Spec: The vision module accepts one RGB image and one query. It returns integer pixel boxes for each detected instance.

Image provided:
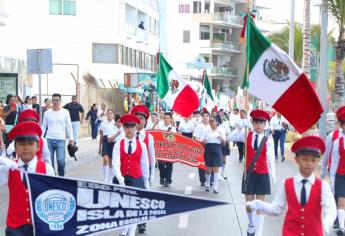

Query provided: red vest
[120,139,142,178]
[7,160,46,228]
[36,137,44,161]
[328,130,339,171]
[283,178,322,236]
[337,137,345,175]
[246,132,268,174]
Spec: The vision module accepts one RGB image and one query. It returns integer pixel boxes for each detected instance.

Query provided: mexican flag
[243,17,323,134]
[201,71,215,112]
[158,54,200,117]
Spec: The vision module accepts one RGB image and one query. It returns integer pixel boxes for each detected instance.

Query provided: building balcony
[125,23,148,42]
[211,41,241,52]
[213,12,242,27]
[192,13,243,27]
[210,66,238,77]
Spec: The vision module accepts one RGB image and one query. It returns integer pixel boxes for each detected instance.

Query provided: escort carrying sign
[147,130,206,170]
[28,173,227,236]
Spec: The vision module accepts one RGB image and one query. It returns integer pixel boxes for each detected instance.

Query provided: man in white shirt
[270,112,288,162]
[41,93,74,176]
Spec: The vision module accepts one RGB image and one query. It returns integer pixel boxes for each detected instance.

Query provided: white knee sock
[102,166,109,183]
[206,174,211,187]
[213,173,220,189]
[221,164,226,176]
[255,214,265,236]
[338,209,345,229]
[127,225,137,236]
[247,210,256,233]
[108,167,113,183]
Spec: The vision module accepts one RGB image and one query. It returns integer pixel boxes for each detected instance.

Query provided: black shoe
[281,157,285,162]
[160,178,164,186]
[205,186,210,192]
[200,182,205,187]
[164,181,170,187]
[138,224,146,233]
[247,225,255,236]
[334,218,340,229]
[337,228,345,236]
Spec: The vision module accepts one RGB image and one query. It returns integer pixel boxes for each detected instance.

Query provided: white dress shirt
[157,123,177,133]
[271,115,288,131]
[321,128,343,179]
[99,119,115,136]
[179,119,196,133]
[0,156,55,186]
[251,131,276,181]
[219,119,231,136]
[112,137,150,188]
[193,123,211,141]
[252,174,336,231]
[229,113,240,128]
[136,129,156,182]
[109,126,125,143]
[202,127,226,144]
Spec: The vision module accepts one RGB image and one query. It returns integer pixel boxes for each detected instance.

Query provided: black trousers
[6,224,33,236]
[237,141,244,161]
[158,161,173,183]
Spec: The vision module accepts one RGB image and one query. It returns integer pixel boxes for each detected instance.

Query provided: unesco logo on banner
[35,190,76,231]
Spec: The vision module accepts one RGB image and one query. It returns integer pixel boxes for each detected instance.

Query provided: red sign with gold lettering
[147,130,206,170]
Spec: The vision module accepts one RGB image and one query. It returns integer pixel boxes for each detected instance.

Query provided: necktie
[23,164,29,187]
[136,132,140,140]
[128,141,132,155]
[254,134,258,151]
[301,179,308,206]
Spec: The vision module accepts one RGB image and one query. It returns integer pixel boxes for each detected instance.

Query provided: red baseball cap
[131,105,150,119]
[120,114,140,125]
[18,109,40,123]
[250,109,270,121]
[8,121,42,141]
[291,135,325,157]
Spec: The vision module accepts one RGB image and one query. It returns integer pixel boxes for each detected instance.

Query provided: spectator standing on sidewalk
[3,95,19,147]
[42,93,74,176]
[63,95,84,144]
[86,103,98,140]
[32,96,40,114]
[42,98,52,118]
[23,96,33,110]
[271,112,289,162]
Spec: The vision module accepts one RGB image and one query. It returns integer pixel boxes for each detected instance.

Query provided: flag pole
[243,0,252,187]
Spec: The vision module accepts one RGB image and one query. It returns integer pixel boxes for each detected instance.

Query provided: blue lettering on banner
[28,173,228,236]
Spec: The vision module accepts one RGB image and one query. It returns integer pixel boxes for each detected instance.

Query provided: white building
[159,0,246,93]
[0,0,159,103]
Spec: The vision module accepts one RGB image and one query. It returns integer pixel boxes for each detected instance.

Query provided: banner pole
[243,0,252,187]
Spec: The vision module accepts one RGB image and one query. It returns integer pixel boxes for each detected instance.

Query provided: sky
[256,0,337,34]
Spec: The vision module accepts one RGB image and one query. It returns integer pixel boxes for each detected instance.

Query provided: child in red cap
[243,109,276,236]
[246,135,336,236]
[0,122,55,236]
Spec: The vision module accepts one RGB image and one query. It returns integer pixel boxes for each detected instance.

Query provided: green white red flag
[243,16,323,134]
[157,54,200,117]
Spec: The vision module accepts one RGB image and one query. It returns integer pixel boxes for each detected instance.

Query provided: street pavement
[0,139,338,236]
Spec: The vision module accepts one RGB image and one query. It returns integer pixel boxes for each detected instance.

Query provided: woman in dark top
[86,103,98,140]
[3,94,19,146]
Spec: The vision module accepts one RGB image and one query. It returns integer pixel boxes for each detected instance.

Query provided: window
[183,30,190,43]
[193,1,201,13]
[205,3,210,13]
[179,4,190,13]
[122,46,128,65]
[49,0,76,16]
[200,25,210,40]
[92,44,118,64]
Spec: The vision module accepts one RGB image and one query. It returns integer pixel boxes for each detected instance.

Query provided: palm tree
[303,0,312,78]
[269,24,325,67]
[328,0,345,109]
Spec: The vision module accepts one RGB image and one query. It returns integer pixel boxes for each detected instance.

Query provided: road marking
[188,173,196,179]
[184,186,193,195]
[178,214,189,228]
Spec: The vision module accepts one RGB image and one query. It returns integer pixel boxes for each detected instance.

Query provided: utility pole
[289,0,295,59]
[318,0,328,138]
